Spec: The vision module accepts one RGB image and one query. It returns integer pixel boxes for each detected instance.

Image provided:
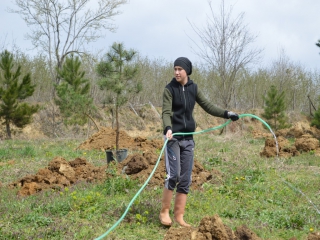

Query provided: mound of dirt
[164,214,320,240]
[77,127,162,152]
[260,121,320,158]
[260,135,300,158]
[164,214,262,240]
[9,127,221,196]
[9,157,107,196]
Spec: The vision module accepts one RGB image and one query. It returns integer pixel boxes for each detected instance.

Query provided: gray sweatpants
[164,137,195,194]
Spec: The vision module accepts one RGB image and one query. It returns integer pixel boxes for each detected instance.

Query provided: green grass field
[0,132,319,240]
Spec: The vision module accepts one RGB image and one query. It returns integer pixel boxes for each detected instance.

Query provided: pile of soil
[260,121,320,157]
[9,127,221,196]
[76,127,160,151]
[9,157,107,196]
[164,215,262,240]
[165,214,320,240]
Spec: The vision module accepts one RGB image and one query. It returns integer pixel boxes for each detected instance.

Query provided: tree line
[1,46,320,137]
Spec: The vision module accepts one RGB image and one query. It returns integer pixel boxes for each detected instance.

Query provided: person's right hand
[228,111,239,121]
[166,129,173,140]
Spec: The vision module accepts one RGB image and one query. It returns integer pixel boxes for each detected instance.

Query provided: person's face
[174,66,188,85]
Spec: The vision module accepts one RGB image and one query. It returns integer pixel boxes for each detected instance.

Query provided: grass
[0,132,319,240]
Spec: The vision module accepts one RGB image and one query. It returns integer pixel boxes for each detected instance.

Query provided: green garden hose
[94,114,319,240]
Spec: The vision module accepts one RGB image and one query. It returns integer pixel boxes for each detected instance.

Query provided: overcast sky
[1,0,320,71]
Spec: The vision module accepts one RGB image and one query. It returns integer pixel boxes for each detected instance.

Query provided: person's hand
[228,111,239,121]
[166,129,173,140]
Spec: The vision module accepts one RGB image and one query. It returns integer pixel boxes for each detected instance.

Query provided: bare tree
[270,49,316,112]
[189,0,262,108]
[10,0,128,89]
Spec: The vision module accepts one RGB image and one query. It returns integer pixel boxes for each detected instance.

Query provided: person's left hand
[228,111,239,121]
[166,129,173,140]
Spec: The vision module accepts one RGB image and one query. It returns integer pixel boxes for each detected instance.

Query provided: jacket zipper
[183,85,187,129]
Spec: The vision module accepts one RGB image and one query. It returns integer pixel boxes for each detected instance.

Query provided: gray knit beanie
[174,57,192,75]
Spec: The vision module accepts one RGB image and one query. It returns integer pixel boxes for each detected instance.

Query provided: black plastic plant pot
[106,149,128,164]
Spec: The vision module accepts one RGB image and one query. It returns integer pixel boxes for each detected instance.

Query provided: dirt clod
[124,154,149,175]
[307,232,320,240]
[235,225,262,240]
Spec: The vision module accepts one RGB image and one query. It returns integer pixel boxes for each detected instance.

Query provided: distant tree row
[7,48,320,110]
[2,47,320,138]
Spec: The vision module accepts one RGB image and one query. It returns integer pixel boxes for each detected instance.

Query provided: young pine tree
[97,42,141,151]
[0,50,39,139]
[310,94,320,128]
[55,55,98,129]
[262,85,289,131]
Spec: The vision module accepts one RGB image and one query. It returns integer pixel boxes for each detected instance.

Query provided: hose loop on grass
[95,114,319,240]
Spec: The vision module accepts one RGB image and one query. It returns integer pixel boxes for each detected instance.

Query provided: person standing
[159,57,239,227]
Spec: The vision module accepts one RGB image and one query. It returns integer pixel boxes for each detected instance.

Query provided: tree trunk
[116,104,119,151]
[307,95,316,117]
[5,120,11,139]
